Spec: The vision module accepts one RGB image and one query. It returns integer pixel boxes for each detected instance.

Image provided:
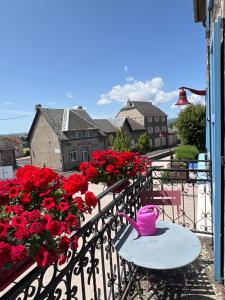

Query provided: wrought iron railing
[149,159,212,234]
[0,160,212,300]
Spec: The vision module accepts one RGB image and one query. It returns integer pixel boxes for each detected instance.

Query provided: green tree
[137,133,150,153]
[175,103,206,151]
[110,128,131,151]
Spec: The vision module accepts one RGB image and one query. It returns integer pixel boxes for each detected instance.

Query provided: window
[86,131,91,137]
[161,117,165,122]
[162,126,167,131]
[148,116,152,122]
[148,126,153,133]
[155,126,160,133]
[75,131,81,139]
[70,150,77,161]
[155,117,159,122]
[131,139,135,146]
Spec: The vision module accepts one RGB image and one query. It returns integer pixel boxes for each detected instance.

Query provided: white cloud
[126,76,135,82]
[124,65,128,73]
[66,92,74,99]
[97,77,178,106]
[4,101,12,105]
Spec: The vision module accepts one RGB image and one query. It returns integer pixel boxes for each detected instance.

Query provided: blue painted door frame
[209,18,223,282]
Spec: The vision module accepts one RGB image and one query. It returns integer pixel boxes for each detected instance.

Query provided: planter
[0,258,34,291]
[106,179,131,193]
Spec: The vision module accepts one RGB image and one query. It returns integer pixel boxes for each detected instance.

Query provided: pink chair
[140,190,181,221]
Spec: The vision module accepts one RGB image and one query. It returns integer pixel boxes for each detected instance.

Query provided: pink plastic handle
[139,205,160,219]
[154,205,160,219]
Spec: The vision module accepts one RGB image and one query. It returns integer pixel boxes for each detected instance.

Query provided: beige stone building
[116,100,168,148]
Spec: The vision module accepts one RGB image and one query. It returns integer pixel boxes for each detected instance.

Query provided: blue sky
[0,0,205,134]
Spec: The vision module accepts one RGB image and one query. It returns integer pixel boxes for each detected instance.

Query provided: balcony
[1,159,224,300]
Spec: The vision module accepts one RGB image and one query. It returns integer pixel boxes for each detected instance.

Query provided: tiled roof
[40,108,68,140]
[68,110,97,130]
[109,117,145,131]
[119,101,167,116]
[127,118,146,131]
[71,109,93,123]
[109,117,126,129]
[0,137,16,150]
[93,119,117,133]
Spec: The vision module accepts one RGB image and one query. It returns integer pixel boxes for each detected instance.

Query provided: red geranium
[0,165,96,271]
[80,150,151,189]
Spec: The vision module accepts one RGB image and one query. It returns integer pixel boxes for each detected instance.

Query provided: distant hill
[168,118,177,125]
[0,133,27,138]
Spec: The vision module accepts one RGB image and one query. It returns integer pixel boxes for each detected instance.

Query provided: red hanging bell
[175,89,190,106]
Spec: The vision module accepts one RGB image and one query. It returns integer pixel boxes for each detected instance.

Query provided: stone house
[2,135,24,158]
[0,137,16,168]
[28,105,107,171]
[116,100,168,149]
[28,104,151,171]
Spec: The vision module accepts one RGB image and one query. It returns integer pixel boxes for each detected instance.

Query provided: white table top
[114,221,201,270]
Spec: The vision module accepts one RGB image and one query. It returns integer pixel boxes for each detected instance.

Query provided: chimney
[35,104,42,111]
[77,105,83,109]
[127,99,132,107]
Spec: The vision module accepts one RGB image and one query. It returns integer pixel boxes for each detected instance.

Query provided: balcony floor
[125,235,225,300]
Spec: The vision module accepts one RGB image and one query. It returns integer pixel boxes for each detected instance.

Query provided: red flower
[14,226,30,240]
[42,197,56,210]
[65,214,77,227]
[26,210,41,222]
[58,254,67,265]
[4,205,13,214]
[11,216,26,227]
[85,192,97,208]
[63,174,88,195]
[58,201,69,212]
[0,223,9,239]
[13,205,24,215]
[59,236,71,251]
[21,193,32,204]
[71,235,79,250]
[29,222,44,234]
[11,245,28,262]
[86,166,99,180]
[47,221,64,236]
[35,247,52,267]
[58,255,67,266]
[42,214,52,229]
[72,197,85,212]
[9,187,20,198]
[106,164,115,173]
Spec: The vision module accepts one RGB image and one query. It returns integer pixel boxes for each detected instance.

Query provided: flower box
[0,258,33,291]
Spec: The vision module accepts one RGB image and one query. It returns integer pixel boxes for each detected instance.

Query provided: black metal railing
[0,160,212,300]
[149,159,212,234]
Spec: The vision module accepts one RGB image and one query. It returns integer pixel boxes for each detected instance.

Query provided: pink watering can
[118,205,160,236]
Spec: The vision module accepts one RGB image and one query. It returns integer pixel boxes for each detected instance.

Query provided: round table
[114,221,201,270]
